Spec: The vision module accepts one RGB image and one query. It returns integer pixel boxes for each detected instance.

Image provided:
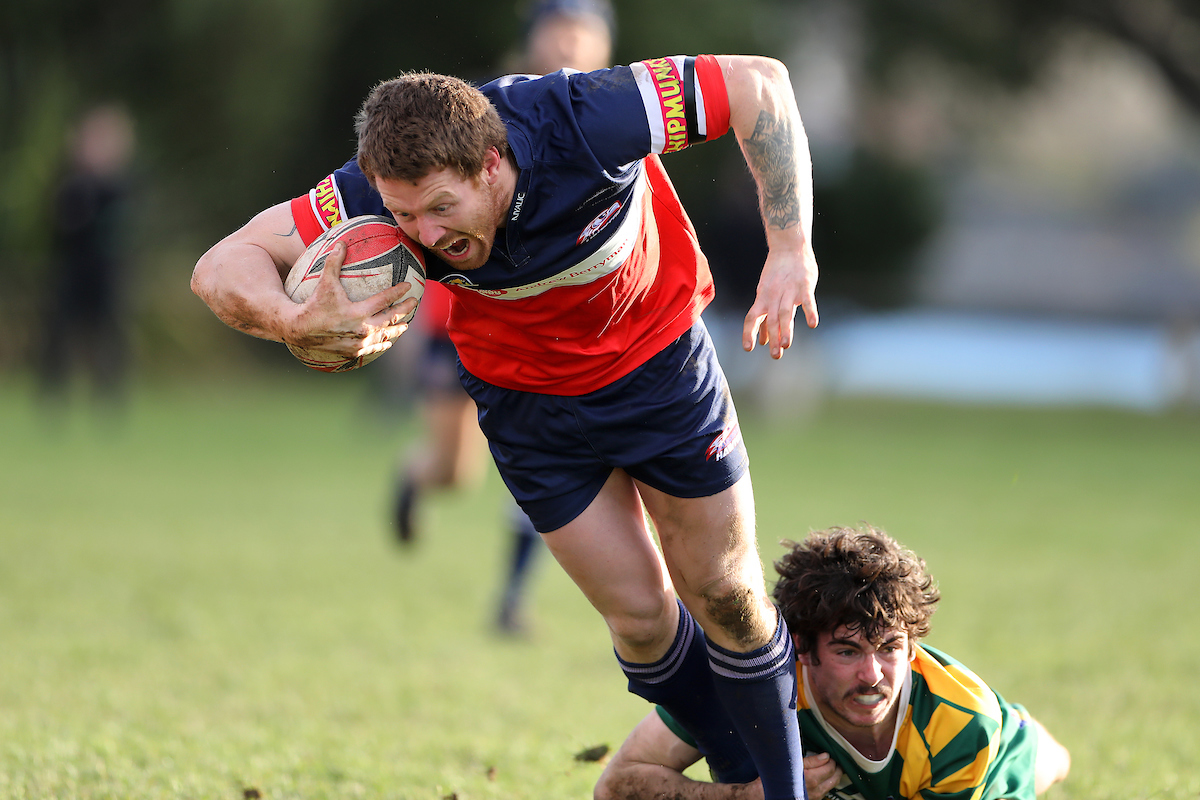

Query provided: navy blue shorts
[459,319,749,533]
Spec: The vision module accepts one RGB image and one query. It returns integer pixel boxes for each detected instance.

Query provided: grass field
[2,368,1197,799]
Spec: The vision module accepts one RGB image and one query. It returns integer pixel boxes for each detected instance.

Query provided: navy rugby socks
[706,606,807,800]
[618,599,756,783]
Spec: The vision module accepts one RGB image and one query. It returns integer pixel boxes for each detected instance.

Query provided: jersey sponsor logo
[705,422,743,462]
[577,201,621,244]
[644,57,689,154]
[313,174,343,230]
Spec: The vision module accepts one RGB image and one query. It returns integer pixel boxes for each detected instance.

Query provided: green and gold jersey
[798,645,1038,800]
[658,645,1039,800]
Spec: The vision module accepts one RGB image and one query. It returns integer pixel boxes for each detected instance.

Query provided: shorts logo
[314,174,343,229]
[577,201,621,244]
[706,423,743,462]
[644,57,689,154]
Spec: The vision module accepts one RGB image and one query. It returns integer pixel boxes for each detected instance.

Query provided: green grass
[2,369,1197,799]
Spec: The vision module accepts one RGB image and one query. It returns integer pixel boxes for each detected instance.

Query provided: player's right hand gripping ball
[283,215,426,372]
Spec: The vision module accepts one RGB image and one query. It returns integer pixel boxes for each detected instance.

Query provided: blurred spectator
[393,0,615,635]
[503,0,616,76]
[36,103,137,409]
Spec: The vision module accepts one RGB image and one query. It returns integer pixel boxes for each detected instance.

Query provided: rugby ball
[283,215,427,372]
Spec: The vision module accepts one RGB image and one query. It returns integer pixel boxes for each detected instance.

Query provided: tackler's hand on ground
[742,240,819,359]
[284,240,419,359]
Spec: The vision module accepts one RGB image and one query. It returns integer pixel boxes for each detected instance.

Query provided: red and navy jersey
[291,55,732,395]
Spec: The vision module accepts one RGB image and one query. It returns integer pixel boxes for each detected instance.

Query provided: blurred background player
[500,0,615,76]
[36,103,137,412]
[391,0,617,635]
[596,525,1072,800]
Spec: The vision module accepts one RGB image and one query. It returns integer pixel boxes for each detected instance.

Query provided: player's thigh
[541,469,677,653]
[636,474,765,600]
[636,475,774,649]
[448,392,487,473]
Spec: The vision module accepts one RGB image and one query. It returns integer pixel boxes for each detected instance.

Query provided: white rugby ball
[283,215,427,372]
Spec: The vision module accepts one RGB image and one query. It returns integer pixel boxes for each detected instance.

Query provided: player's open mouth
[851,692,885,707]
[442,238,470,258]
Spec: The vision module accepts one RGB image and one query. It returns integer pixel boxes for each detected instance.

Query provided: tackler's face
[377,147,510,272]
[798,625,915,733]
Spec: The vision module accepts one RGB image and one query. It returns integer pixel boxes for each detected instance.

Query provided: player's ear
[482,146,503,184]
[793,634,812,666]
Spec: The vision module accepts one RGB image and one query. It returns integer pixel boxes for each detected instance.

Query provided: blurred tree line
[808,0,1200,308]
[2,0,1197,372]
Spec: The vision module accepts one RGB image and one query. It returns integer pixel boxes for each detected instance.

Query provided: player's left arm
[713,55,818,360]
[596,711,845,800]
[595,711,763,800]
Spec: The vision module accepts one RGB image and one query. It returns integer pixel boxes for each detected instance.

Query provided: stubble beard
[436,180,510,271]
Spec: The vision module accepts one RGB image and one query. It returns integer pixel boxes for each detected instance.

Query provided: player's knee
[608,615,669,652]
[701,581,771,648]
[605,597,675,653]
[428,466,461,488]
[425,456,472,489]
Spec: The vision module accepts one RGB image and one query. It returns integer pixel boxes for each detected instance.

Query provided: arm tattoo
[742,111,801,231]
[274,224,297,238]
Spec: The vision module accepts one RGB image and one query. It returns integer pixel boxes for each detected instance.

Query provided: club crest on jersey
[578,201,621,244]
[443,274,476,287]
[706,423,743,462]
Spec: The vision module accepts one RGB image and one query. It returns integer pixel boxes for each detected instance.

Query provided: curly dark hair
[772,525,940,662]
[355,72,509,185]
